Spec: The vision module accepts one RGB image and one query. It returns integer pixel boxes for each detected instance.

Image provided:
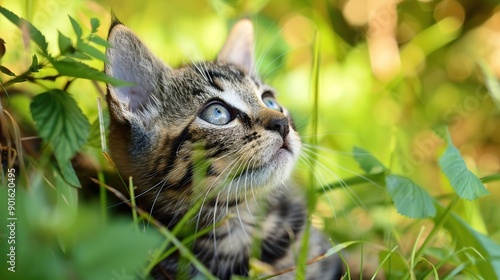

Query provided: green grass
[1,1,500,279]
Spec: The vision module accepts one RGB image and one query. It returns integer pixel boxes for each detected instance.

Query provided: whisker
[299,148,366,210]
[302,145,385,190]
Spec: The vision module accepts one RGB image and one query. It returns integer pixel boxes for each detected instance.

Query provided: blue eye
[200,102,232,125]
[262,93,282,112]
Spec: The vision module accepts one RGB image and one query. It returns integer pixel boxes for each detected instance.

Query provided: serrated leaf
[353,146,386,174]
[30,90,90,162]
[77,41,108,62]
[58,31,73,54]
[56,156,82,188]
[385,174,436,218]
[438,145,489,200]
[67,51,92,60]
[29,54,42,72]
[0,7,49,54]
[52,57,132,86]
[89,35,112,48]
[68,15,83,38]
[90,18,100,33]
[0,65,15,76]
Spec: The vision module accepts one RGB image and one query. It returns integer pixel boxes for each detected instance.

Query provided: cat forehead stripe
[220,92,249,112]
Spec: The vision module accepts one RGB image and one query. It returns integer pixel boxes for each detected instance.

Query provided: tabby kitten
[105,19,343,279]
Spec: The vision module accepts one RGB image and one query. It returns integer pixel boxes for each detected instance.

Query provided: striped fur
[105,19,343,279]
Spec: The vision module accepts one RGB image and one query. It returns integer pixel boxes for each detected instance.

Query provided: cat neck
[148,184,299,231]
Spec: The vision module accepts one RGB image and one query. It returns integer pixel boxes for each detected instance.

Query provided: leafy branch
[0,7,132,189]
[0,7,127,88]
[319,126,499,279]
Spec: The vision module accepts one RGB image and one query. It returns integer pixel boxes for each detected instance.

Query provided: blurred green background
[1,0,500,278]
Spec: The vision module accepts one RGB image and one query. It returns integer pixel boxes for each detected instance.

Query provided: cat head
[105,19,301,215]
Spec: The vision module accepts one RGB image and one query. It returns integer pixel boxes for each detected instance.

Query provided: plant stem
[98,171,107,224]
[480,173,500,184]
[402,196,459,280]
[93,178,217,280]
[317,172,385,194]
[129,176,139,230]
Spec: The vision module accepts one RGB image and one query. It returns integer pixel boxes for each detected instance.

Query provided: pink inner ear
[124,87,151,112]
[105,25,168,113]
[217,19,255,74]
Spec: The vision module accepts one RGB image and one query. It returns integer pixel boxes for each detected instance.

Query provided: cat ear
[105,24,170,113]
[217,19,255,74]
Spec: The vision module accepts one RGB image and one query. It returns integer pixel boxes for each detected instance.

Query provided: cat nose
[266,115,289,139]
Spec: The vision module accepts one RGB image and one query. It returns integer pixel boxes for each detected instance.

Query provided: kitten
[105,19,344,279]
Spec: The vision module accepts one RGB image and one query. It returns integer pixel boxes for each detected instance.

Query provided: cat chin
[227,170,292,197]
[255,131,301,188]
[228,146,298,194]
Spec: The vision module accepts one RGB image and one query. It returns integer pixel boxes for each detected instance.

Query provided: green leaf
[0,7,49,54]
[436,203,500,278]
[68,15,83,38]
[77,41,108,63]
[67,51,92,60]
[385,174,436,218]
[29,54,42,73]
[89,35,112,48]
[58,31,73,54]
[55,170,79,219]
[71,221,162,280]
[0,189,162,280]
[30,90,90,162]
[0,38,5,58]
[435,126,489,200]
[325,241,361,257]
[353,146,386,174]
[438,146,490,200]
[0,65,15,76]
[90,18,100,33]
[51,57,132,86]
[56,157,82,188]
